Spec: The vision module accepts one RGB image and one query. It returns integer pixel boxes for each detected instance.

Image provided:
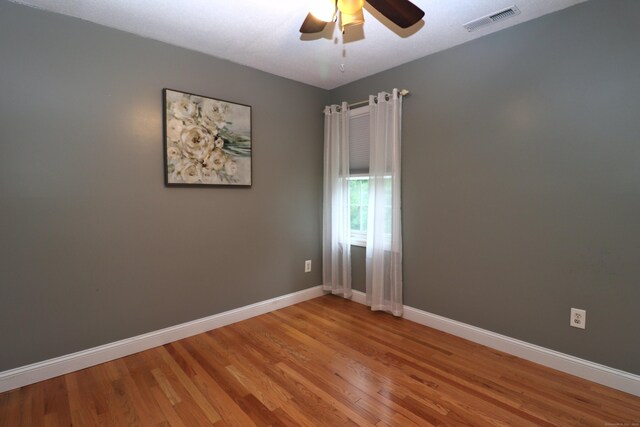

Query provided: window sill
[350,232,367,248]
[350,234,394,249]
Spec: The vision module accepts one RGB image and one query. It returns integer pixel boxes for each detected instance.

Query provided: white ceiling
[11,0,585,89]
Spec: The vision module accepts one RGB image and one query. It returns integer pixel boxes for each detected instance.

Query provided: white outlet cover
[304,260,312,273]
[570,308,586,329]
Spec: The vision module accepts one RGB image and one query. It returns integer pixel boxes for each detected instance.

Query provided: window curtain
[322,103,352,298]
[366,89,403,316]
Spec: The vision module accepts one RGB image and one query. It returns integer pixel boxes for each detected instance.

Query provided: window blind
[349,106,370,174]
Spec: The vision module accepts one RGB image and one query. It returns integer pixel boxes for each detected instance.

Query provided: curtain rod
[327,89,410,112]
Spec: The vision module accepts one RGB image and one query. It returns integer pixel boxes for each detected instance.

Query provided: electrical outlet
[570,308,586,329]
[304,260,312,273]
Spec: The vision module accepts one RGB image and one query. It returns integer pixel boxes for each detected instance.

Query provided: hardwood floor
[1,295,639,426]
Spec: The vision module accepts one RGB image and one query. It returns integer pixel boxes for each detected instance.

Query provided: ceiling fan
[300,0,425,34]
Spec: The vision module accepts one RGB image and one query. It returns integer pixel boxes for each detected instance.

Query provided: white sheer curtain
[366,89,403,316]
[322,103,352,298]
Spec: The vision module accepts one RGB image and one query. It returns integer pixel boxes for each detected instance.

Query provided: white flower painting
[163,89,251,186]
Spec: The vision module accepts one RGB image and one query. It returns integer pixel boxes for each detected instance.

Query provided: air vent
[463,5,521,32]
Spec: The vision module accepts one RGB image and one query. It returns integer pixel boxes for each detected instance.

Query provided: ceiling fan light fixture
[337,0,365,15]
[340,8,365,31]
[309,0,337,22]
[300,0,424,34]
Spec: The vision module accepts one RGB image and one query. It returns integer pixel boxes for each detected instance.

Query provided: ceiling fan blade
[300,13,328,33]
[366,0,425,29]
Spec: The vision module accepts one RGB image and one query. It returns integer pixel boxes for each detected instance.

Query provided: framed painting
[163,88,252,186]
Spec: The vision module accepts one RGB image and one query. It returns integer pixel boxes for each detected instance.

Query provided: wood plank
[270,304,549,425]
[276,361,379,426]
[296,297,599,425]
[155,346,222,424]
[0,389,24,427]
[166,341,256,427]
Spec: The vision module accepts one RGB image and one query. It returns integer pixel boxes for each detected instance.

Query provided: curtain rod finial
[399,89,410,97]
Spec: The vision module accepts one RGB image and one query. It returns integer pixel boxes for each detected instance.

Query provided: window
[348,106,370,246]
[349,176,369,246]
[349,175,393,247]
[347,105,394,247]
[349,105,391,246]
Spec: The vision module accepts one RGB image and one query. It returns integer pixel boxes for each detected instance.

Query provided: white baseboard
[0,285,324,394]
[3,286,638,397]
[351,289,368,305]
[350,290,640,397]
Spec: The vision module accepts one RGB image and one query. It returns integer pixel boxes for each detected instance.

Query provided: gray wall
[0,1,326,371]
[332,0,640,374]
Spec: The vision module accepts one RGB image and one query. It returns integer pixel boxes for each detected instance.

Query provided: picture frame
[163,88,252,187]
